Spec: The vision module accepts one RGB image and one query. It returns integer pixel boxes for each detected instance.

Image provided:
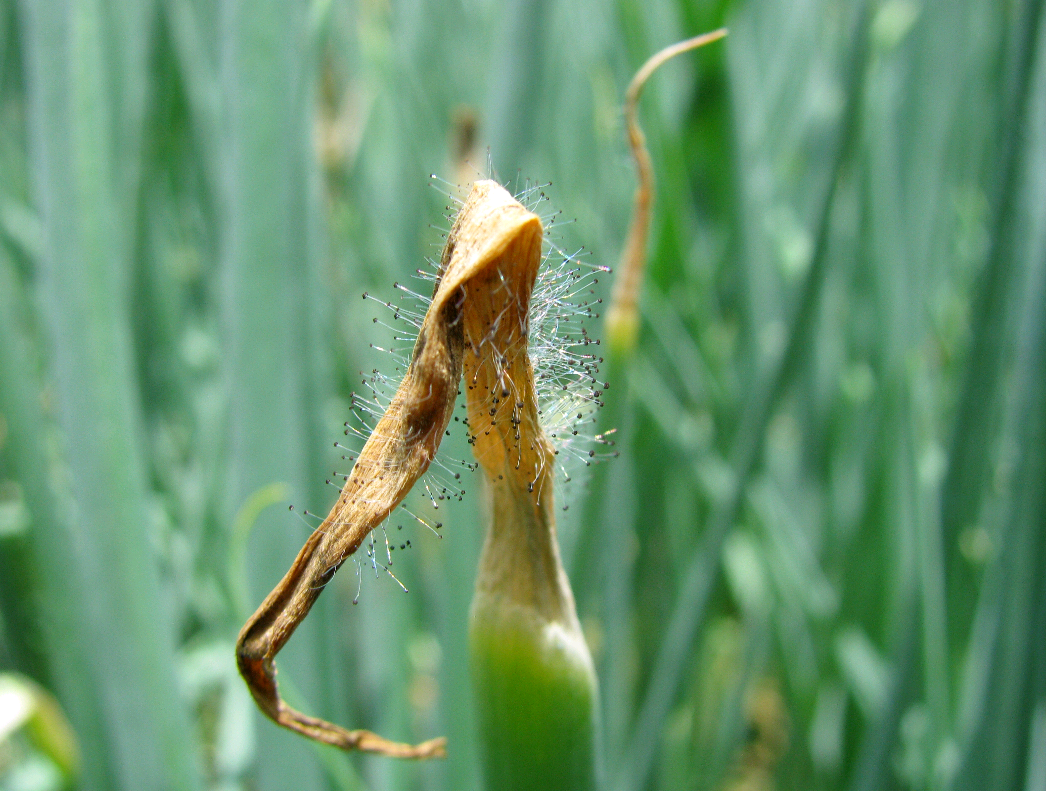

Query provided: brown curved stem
[607,28,728,353]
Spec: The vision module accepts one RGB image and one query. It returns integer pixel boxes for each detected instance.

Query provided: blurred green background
[1,0,1044,789]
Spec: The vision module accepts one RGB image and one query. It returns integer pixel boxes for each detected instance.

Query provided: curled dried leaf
[236,179,543,759]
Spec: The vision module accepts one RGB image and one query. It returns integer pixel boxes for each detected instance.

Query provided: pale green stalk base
[470,598,599,791]
[467,468,600,791]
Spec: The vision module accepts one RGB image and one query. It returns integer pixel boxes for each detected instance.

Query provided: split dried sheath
[236,180,543,759]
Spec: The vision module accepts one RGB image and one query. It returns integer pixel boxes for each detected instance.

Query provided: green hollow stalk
[470,472,600,791]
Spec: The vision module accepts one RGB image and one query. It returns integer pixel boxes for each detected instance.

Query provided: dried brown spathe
[236,180,543,759]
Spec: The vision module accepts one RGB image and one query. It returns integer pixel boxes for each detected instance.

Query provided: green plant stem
[17,0,202,786]
[470,469,599,791]
[952,236,1046,791]
[0,242,111,790]
[939,0,1046,652]
[613,6,871,789]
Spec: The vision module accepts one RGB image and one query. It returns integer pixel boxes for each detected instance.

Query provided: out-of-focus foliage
[0,0,1043,789]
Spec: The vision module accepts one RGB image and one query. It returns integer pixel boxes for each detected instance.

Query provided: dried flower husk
[236,179,558,759]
